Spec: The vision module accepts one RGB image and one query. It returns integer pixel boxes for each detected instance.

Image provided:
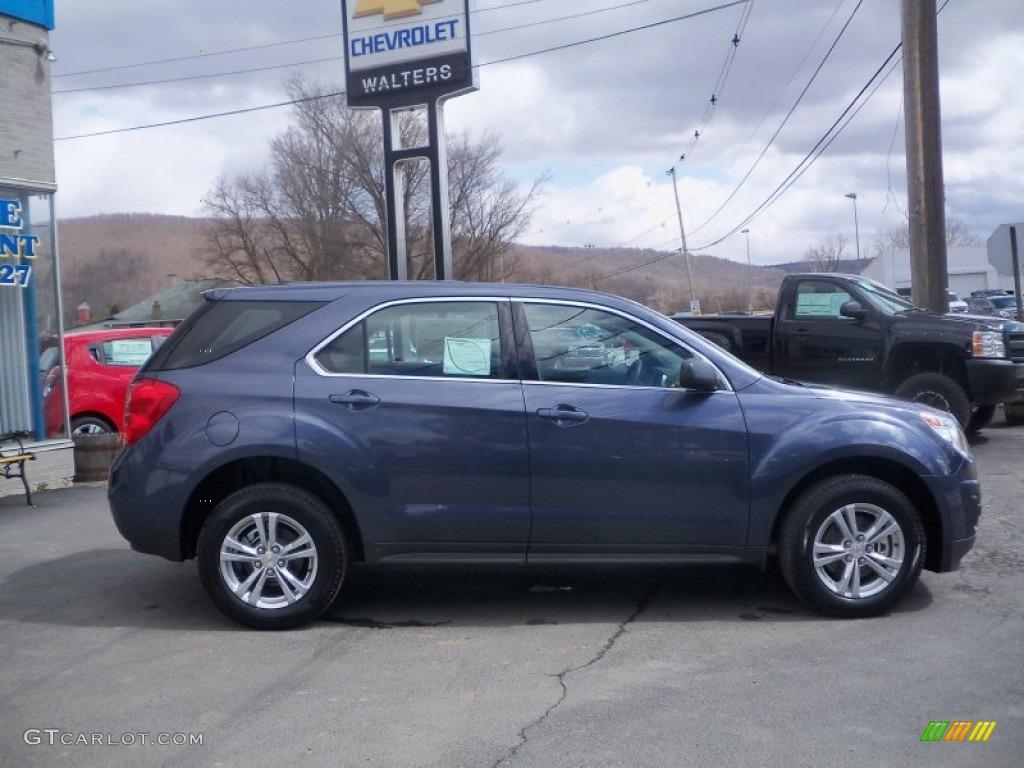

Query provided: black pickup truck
[675,273,1024,432]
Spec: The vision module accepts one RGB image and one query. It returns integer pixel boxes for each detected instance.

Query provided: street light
[845,192,861,273]
[741,228,752,312]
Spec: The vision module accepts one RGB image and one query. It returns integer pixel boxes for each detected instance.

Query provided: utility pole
[742,228,752,312]
[668,166,697,307]
[844,192,861,273]
[901,0,949,312]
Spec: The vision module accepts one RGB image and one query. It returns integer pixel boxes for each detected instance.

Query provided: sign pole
[341,0,477,281]
[429,98,453,280]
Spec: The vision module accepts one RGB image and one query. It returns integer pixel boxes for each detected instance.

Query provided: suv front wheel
[778,475,925,618]
[197,483,348,629]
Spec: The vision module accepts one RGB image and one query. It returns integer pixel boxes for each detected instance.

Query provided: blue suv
[109,282,980,629]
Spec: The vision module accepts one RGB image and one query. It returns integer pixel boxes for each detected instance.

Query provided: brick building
[1,1,74,498]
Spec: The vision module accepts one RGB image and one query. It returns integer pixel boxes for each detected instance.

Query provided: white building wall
[863,241,1015,297]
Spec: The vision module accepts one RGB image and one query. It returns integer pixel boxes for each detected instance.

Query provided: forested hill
[56,214,788,319]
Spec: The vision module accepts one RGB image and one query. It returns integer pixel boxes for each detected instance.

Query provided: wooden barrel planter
[72,433,121,482]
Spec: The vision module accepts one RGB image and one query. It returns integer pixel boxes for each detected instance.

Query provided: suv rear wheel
[197,483,347,629]
[779,475,925,618]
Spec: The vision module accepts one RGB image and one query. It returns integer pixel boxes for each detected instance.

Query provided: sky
[45,0,1024,268]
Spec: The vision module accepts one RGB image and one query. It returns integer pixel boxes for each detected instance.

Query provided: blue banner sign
[0,199,37,288]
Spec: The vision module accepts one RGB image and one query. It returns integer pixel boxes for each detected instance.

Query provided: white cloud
[42,0,1024,268]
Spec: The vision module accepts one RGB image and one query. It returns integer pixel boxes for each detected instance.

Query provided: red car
[42,328,173,436]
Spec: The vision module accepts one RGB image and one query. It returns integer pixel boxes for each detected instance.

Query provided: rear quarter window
[147,300,325,370]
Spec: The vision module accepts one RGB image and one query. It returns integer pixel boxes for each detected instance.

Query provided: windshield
[991,296,1017,309]
[850,277,919,315]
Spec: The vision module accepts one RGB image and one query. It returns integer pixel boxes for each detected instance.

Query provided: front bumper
[924,456,981,573]
[965,358,1024,405]
[941,535,977,573]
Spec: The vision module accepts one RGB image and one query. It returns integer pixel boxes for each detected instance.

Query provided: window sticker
[106,339,153,366]
[443,337,491,376]
[796,293,848,318]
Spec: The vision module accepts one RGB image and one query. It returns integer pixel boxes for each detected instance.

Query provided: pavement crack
[492,582,661,768]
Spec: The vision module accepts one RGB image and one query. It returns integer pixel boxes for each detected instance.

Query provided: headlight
[972,330,1005,358]
[921,412,971,456]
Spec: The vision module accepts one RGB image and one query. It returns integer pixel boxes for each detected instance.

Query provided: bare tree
[447,131,547,281]
[872,215,981,263]
[804,234,848,272]
[203,77,544,284]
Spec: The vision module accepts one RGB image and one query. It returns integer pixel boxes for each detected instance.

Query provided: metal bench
[1,431,35,507]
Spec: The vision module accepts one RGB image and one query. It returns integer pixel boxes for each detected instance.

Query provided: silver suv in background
[967,294,1019,319]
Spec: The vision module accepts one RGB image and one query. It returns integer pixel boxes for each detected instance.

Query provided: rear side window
[148,300,324,370]
[97,337,157,366]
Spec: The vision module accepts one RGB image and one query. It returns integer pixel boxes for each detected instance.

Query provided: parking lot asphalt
[1,425,1022,768]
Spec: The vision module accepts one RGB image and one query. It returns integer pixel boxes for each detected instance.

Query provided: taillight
[123,378,180,445]
[42,366,60,399]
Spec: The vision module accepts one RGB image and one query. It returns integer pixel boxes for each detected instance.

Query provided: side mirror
[840,300,869,321]
[678,359,720,392]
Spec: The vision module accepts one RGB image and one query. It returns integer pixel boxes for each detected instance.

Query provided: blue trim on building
[1,0,55,30]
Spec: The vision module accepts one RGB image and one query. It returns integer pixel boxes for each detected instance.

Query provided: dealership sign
[0,199,37,288]
[342,0,476,107]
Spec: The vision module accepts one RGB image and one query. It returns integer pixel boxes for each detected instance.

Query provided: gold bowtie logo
[353,0,443,21]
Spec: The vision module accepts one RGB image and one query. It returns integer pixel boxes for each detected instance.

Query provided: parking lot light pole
[741,228,752,312]
[845,192,861,273]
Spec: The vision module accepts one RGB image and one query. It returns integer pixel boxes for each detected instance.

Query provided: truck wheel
[1005,402,1024,426]
[894,372,971,429]
[965,405,996,434]
[197,483,348,630]
[778,475,925,618]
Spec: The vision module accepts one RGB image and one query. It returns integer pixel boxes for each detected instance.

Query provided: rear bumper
[108,448,191,562]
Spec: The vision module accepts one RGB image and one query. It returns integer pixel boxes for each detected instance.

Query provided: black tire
[894,372,971,429]
[965,405,996,434]
[778,475,925,618]
[70,415,115,435]
[197,483,348,630]
[1005,402,1024,427]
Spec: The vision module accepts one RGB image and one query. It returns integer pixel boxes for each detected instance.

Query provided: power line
[480,0,748,69]
[56,91,343,141]
[722,0,848,178]
[52,0,546,79]
[687,0,953,252]
[55,0,748,141]
[676,0,756,165]
[53,57,341,94]
[606,0,847,254]
[687,0,866,237]
[53,0,670,96]
[588,25,914,282]
[690,43,903,252]
[566,0,753,271]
